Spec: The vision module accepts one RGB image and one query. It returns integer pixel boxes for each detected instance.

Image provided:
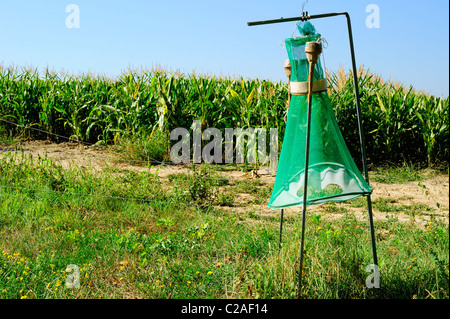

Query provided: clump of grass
[373,197,402,212]
[370,164,435,184]
[0,124,17,146]
[233,179,264,194]
[216,191,235,207]
[168,164,231,208]
[187,165,218,207]
[114,129,171,164]
[322,202,349,214]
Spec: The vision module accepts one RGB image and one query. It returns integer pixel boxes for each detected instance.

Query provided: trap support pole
[278,208,284,249]
[296,41,322,298]
[248,11,378,279]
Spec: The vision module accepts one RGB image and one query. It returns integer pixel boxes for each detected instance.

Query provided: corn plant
[415,94,449,166]
[0,65,448,167]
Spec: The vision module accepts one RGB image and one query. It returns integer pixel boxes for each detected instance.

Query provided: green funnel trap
[268,22,372,209]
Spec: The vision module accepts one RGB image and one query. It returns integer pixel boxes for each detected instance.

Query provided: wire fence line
[0,123,240,206]
[0,117,272,172]
[0,148,258,173]
[0,183,200,207]
[0,150,241,184]
[0,117,169,165]
[0,117,94,146]
[0,147,168,165]
[0,116,274,208]
[0,117,272,183]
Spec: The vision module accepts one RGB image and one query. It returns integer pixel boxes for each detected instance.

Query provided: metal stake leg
[297,201,308,298]
[297,41,322,299]
[345,13,378,268]
[367,196,378,265]
[279,209,284,249]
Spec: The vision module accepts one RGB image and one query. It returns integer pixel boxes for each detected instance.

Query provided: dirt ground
[1,140,448,226]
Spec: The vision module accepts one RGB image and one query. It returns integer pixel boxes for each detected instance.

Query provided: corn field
[0,65,448,167]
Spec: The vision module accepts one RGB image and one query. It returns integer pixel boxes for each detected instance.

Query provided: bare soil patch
[1,140,448,226]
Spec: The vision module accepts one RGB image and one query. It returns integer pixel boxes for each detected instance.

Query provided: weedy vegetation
[0,153,447,299]
[0,65,448,299]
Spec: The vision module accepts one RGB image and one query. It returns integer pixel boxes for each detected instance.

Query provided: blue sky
[0,0,448,97]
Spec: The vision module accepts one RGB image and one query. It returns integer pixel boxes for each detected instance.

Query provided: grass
[1,58,448,300]
[370,164,439,184]
[0,152,448,299]
[113,130,171,164]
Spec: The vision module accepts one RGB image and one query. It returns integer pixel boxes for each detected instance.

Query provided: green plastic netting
[267,22,372,209]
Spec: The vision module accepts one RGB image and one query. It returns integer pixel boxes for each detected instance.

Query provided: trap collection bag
[268,22,372,209]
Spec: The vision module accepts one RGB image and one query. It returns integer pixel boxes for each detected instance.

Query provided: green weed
[0,153,448,299]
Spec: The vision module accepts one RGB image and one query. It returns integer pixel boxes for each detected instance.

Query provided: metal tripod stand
[248,12,378,299]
